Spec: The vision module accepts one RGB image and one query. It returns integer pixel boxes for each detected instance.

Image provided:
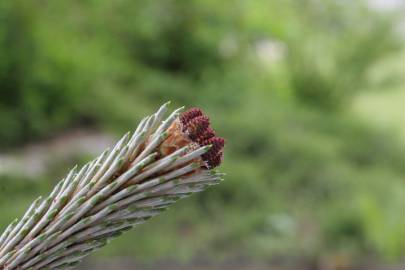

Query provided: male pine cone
[0,103,225,270]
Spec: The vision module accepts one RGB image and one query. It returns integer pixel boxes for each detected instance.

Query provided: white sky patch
[368,0,405,11]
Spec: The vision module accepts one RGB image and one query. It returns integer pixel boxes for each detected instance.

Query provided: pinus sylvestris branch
[0,102,225,270]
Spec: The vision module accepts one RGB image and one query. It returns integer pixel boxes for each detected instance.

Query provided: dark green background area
[1,0,405,268]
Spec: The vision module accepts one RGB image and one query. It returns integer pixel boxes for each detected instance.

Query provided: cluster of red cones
[180,108,225,169]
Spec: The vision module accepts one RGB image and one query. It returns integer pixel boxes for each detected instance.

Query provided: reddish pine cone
[180,108,203,126]
[186,116,210,141]
[196,127,215,144]
[179,108,225,169]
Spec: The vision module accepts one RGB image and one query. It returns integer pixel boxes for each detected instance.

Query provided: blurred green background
[1,0,405,269]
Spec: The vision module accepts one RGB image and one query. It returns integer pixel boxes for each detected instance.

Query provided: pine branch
[0,102,225,270]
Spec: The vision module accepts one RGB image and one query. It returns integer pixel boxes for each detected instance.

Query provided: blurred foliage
[1,0,405,266]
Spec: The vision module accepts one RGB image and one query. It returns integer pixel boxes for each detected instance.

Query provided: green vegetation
[1,0,405,266]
